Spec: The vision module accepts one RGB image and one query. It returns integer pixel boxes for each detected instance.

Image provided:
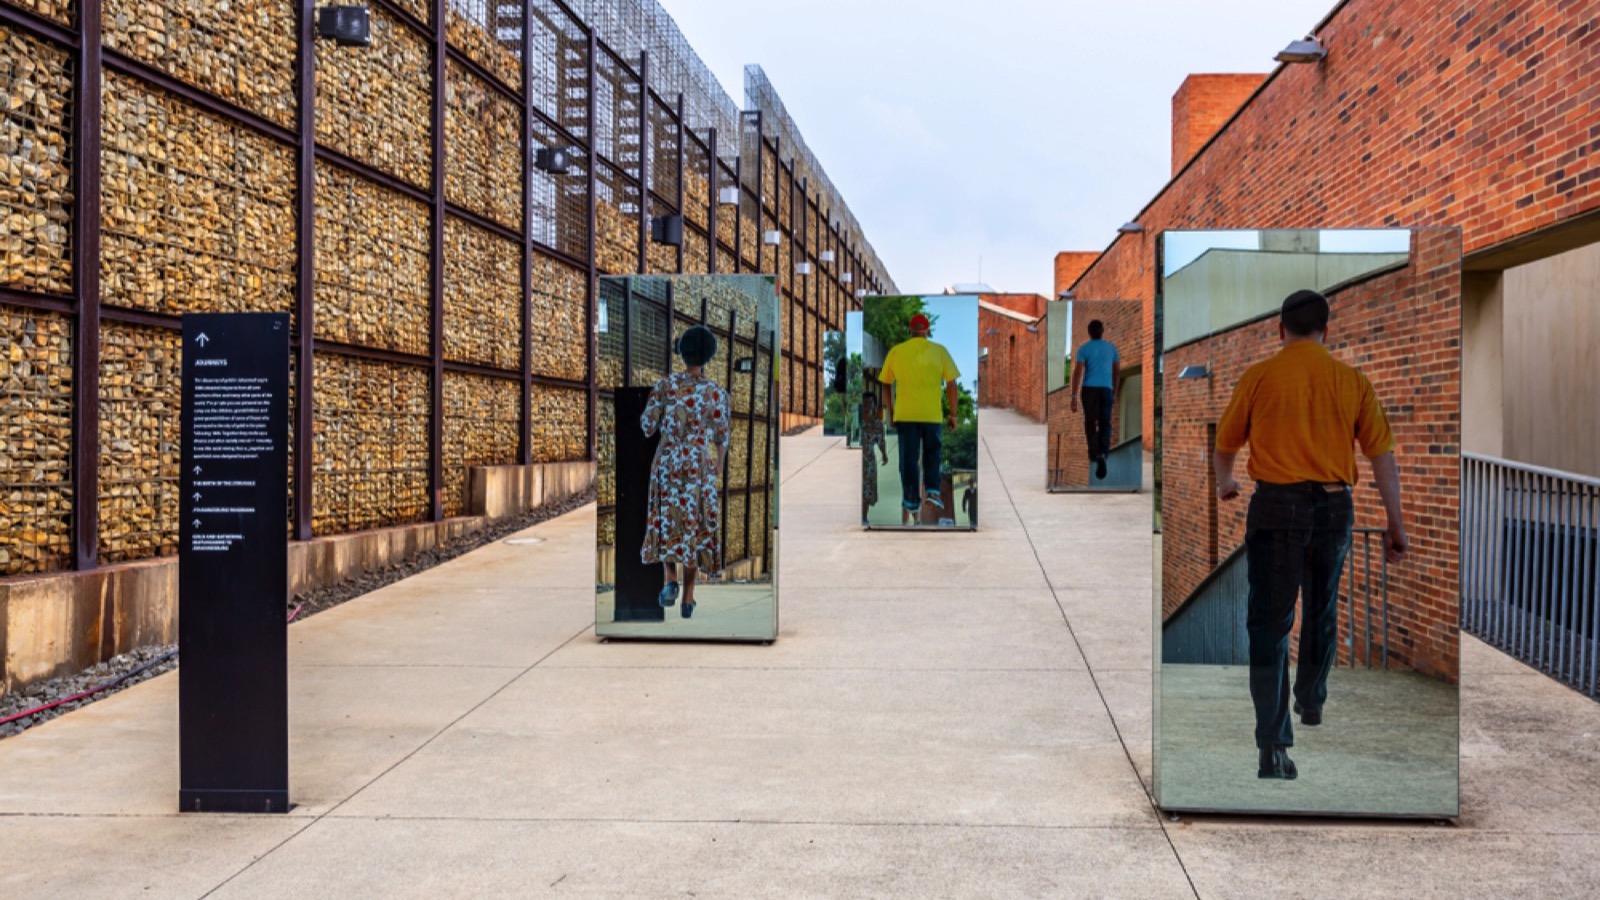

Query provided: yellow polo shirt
[1215,341,1394,486]
[879,337,960,423]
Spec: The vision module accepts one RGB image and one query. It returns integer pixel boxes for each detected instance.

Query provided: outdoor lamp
[1178,364,1211,380]
[651,214,684,246]
[795,261,814,276]
[535,147,571,174]
[1118,222,1145,234]
[841,272,853,284]
[718,186,740,205]
[1058,289,1075,300]
[735,357,755,373]
[856,289,868,299]
[820,250,835,263]
[1275,35,1328,64]
[317,5,371,46]
[763,230,781,246]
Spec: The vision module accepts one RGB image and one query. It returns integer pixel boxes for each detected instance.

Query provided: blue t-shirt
[1076,339,1119,390]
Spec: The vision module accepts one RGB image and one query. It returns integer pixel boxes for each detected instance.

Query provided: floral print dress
[641,371,731,571]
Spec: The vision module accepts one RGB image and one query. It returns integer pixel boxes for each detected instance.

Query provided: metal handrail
[1462,454,1599,700]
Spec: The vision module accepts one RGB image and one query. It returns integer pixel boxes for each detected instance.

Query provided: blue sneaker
[926,491,944,510]
[658,582,679,607]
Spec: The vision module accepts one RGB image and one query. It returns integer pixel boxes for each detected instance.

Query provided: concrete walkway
[2,408,1599,897]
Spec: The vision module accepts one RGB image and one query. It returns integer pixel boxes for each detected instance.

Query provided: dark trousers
[1081,387,1113,462]
[895,422,943,510]
[1245,482,1353,749]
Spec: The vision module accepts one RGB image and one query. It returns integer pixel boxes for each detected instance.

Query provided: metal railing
[1463,453,1600,699]
[1163,527,1391,668]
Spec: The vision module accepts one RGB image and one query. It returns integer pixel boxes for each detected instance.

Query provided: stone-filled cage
[0,0,894,582]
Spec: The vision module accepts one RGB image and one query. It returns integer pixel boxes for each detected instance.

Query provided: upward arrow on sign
[195,333,210,347]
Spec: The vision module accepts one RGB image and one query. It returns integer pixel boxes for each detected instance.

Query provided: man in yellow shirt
[1212,289,1409,780]
[879,313,960,524]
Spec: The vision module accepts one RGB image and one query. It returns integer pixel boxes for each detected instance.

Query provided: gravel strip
[0,489,596,740]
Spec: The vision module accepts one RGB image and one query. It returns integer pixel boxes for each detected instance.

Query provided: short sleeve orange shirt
[1215,341,1395,486]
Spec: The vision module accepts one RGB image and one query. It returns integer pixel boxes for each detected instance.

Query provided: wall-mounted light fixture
[735,357,755,373]
[1025,324,1040,334]
[317,5,371,46]
[718,186,739,206]
[856,289,868,299]
[1058,289,1075,300]
[650,214,683,246]
[820,250,835,263]
[841,272,853,284]
[535,147,571,174]
[795,261,814,276]
[1118,222,1145,234]
[1178,364,1211,380]
[763,230,781,246]
[1275,35,1328,64]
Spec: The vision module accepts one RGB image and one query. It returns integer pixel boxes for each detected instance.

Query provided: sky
[660,0,1340,297]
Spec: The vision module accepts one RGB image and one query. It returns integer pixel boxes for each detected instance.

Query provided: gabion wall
[0,0,892,579]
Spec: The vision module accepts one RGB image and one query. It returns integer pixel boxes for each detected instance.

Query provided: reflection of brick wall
[1161,232,1461,683]
[1070,0,1600,449]
[1054,252,1098,296]
[1048,300,1143,488]
[976,295,1047,422]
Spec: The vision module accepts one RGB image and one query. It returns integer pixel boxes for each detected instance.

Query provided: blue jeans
[1245,482,1353,749]
[895,422,943,510]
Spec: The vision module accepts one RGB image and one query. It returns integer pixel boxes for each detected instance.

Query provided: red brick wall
[1161,230,1461,683]
[1071,0,1600,449]
[1171,74,1266,175]
[977,296,1047,421]
[1055,252,1100,296]
[1048,300,1145,488]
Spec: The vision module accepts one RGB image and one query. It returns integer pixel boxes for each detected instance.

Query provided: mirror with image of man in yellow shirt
[879,312,961,526]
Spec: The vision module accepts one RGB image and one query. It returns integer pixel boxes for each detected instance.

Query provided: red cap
[909,314,930,332]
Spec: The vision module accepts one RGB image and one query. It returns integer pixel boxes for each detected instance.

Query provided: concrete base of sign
[0,461,596,698]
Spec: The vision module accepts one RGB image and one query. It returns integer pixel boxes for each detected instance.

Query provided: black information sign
[179,313,290,813]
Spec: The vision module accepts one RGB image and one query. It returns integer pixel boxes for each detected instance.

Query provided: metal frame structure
[0,0,891,577]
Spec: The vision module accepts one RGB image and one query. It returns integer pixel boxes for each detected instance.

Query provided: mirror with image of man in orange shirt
[1212,289,1409,782]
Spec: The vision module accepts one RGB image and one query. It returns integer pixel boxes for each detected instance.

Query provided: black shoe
[1095,457,1108,479]
[658,582,679,608]
[1258,745,1298,780]
[1293,701,1322,726]
[682,600,695,619]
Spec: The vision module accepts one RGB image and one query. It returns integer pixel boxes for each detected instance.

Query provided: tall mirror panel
[1047,299,1145,492]
[859,295,980,530]
[1154,229,1462,816]
[596,275,780,641]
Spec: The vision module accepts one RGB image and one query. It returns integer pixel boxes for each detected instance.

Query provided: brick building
[976,293,1048,420]
[1064,0,1600,458]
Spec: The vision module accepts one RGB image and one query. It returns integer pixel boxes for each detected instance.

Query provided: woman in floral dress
[641,325,730,619]
[860,390,888,524]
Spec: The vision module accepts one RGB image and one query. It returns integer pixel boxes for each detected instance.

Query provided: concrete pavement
[1,408,1598,898]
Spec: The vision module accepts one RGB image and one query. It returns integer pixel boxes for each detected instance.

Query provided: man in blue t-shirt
[1069,319,1121,480]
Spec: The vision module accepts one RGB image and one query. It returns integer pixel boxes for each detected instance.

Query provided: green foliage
[942,382,977,428]
[863,296,935,352]
[942,420,978,471]
[846,353,865,404]
[823,330,846,367]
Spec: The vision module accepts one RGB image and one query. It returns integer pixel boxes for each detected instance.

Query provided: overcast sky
[662,0,1339,296]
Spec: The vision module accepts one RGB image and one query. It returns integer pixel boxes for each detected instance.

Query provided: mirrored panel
[823,330,847,436]
[1046,299,1145,491]
[1154,228,1461,816]
[859,295,980,530]
[844,311,864,449]
[596,275,779,641]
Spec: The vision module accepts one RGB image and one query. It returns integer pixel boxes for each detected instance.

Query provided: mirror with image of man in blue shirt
[1069,319,1121,481]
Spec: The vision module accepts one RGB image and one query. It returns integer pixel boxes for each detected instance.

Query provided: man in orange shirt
[1213,289,1409,780]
